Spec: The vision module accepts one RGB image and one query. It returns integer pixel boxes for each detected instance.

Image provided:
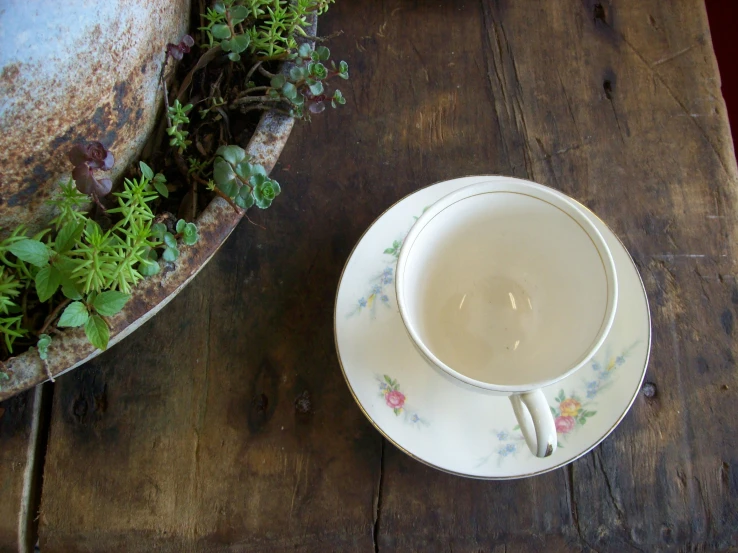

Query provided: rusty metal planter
[0,4,301,400]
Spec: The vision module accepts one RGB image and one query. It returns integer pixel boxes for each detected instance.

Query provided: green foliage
[234,42,349,120]
[140,161,169,198]
[48,180,89,230]
[167,99,193,153]
[212,145,281,210]
[0,164,201,356]
[200,0,335,58]
[37,334,52,360]
[0,266,26,353]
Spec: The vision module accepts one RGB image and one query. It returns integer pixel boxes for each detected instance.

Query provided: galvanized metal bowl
[0,0,191,234]
[0,3,298,399]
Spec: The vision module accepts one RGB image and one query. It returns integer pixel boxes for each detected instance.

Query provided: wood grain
[36,0,738,551]
[0,386,47,553]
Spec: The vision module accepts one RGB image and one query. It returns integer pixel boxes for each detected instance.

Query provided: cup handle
[509,390,557,458]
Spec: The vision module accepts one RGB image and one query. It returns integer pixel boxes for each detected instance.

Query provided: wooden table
[2,1,737,551]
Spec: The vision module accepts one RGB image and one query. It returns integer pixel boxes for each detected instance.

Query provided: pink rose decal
[377,375,427,425]
[555,415,576,434]
[385,389,406,409]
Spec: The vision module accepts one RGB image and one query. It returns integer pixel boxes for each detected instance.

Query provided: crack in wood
[567,464,603,553]
[372,437,385,553]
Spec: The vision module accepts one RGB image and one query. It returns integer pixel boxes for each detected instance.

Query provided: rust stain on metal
[0,13,310,402]
[0,0,190,235]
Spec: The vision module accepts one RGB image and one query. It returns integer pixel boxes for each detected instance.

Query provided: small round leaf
[270,74,286,88]
[211,24,231,39]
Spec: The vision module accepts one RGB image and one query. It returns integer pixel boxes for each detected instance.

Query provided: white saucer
[334,176,651,479]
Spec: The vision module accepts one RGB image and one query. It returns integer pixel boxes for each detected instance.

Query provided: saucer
[334,176,651,479]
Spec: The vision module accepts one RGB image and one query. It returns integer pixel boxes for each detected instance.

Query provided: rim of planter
[0,53,303,401]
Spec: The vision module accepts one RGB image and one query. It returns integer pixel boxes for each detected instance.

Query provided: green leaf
[213,159,236,186]
[513,425,520,431]
[339,60,349,79]
[139,161,154,180]
[211,23,231,39]
[215,145,246,167]
[85,219,101,236]
[35,265,61,302]
[252,164,268,177]
[37,334,51,361]
[162,247,179,262]
[384,375,392,385]
[153,179,169,198]
[163,233,177,249]
[315,46,330,61]
[270,74,286,88]
[550,406,557,416]
[393,408,400,416]
[308,62,327,79]
[309,81,324,96]
[218,180,238,199]
[228,52,241,62]
[138,259,160,277]
[85,314,110,350]
[235,160,254,180]
[8,239,49,267]
[93,290,130,317]
[584,410,597,417]
[230,33,250,53]
[383,248,395,254]
[234,191,254,210]
[182,223,198,246]
[282,82,297,100]
[230,5,249,23]
[332,89,346,107]
[580,418,587,425]
[557,390,565,402]
[55,221,84,253]
[213,0,225,13]
[298,43,312,58]
[61,282,83,301]
[176,219,186,233]
[289,66,306,81]
[58,301,89,328]
[151,223,167,239]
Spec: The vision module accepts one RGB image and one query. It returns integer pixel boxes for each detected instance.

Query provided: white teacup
[395,177,618,457]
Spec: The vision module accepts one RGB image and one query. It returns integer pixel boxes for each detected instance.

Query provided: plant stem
[225,10,236,38]
[241,86,273,95]
[257,65,276,79]
[245,61,263,83]
[39,298,71,336]
[237,104,293,117]
[159,54,174,129]
[230,95,281,107]
[176,45,223,103]
[192,175,242,213]
[302,30,344,42]
[190,177,197,221]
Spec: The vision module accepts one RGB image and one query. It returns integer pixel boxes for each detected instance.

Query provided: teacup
[395,177,618,457]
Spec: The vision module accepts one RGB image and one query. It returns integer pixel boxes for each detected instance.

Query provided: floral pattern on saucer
[478,341,640,465]
[335,176,651,479]
[348,209,428,319]
[347,267,394,318]
[377,374,430,427]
